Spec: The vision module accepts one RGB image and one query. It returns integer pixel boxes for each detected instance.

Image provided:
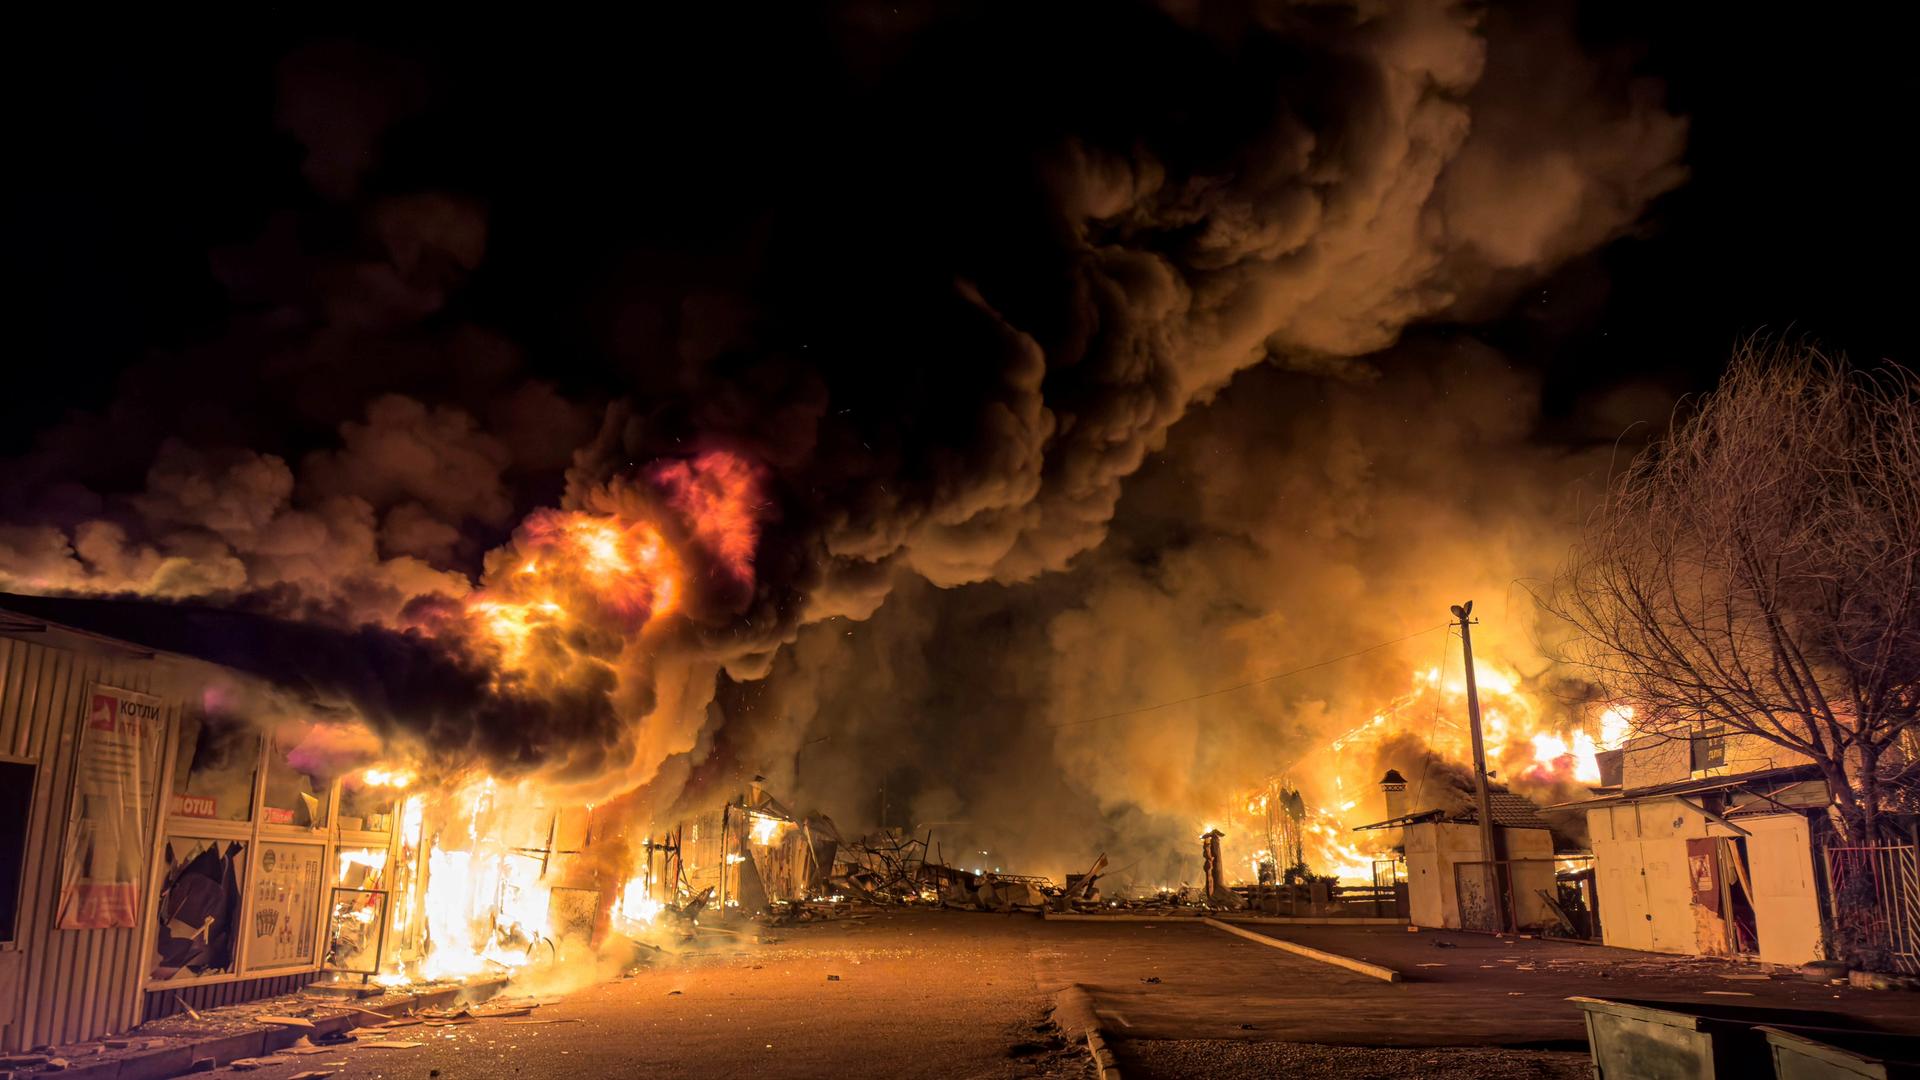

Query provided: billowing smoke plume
[735,344,1627,882]
[1,2,1684,828]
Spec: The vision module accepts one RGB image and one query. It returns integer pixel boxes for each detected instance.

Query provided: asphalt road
[209,911,1084,1080]
[186,911,1909,1079]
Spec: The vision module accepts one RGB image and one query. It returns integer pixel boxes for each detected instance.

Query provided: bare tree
[1547,340,1920,842]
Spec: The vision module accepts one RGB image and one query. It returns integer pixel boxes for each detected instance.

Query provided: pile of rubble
[753,845,1230,922]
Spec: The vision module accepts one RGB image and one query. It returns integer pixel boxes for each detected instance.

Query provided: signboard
[171,793,218,819]
[1687,837,1723,916]
[246,842,323,969]
[57,686,167,929]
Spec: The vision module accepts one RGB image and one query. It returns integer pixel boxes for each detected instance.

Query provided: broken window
[150,837,245,982]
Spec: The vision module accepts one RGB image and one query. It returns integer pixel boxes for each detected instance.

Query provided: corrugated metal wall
[142,971,310,1022]
[0,631,171,1052]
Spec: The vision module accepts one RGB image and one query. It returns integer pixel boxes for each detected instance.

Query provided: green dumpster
[1761,1025,1920,1080]
[1570,997,1877,1080]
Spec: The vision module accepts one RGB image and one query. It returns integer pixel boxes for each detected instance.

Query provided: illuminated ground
[193,911,1912,1079]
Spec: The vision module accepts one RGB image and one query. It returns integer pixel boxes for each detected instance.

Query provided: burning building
[0,594,790,1052]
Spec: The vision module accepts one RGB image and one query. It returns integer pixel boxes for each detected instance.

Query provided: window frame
[145,721,400,992]
[0,753,39,946]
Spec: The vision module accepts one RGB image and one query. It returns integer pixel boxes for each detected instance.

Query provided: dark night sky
[4,5,1908,459]
[0,4,1910,837]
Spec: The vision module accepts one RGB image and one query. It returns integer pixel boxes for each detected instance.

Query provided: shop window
[327,846,392,974]
[335,846,388,890]
[1,759,35,943]
[245,842,324,970]
[261,730,331,829]
[325,888,389,974]
[169,711,257,823]
[337,778,396,834]
[151,837,245,982]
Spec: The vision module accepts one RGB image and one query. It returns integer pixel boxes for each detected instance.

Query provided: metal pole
[1454,601,1508,933]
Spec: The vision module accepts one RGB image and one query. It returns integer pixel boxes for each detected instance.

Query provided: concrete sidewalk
[1037,917,1918,1050]
[1216,922,1920,1038]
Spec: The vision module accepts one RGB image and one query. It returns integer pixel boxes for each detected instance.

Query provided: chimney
[1381,769,1408,821]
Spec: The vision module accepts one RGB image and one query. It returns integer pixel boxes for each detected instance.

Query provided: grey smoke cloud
[1,2,1684,827]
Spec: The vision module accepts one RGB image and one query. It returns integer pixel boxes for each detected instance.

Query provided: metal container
[1762,1026,1920,1080]
[1569,996,1874,1080]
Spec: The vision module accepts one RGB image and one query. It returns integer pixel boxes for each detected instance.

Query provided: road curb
[1054,985,1122,1080]
[1202,917,1402,982]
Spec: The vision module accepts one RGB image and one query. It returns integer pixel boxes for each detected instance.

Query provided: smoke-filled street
[3,2,1916,1077]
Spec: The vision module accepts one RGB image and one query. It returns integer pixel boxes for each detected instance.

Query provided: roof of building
[0,592,503,731]
[1546,763,1827,814]
[1352,790,1553,832]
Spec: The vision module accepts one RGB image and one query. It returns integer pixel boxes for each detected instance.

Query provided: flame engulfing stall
[1205,663,1631,886]
[0,595,775,1053]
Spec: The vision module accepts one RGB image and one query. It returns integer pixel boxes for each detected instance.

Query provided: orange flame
[457,449,764,681]
[1217,662,1632,884]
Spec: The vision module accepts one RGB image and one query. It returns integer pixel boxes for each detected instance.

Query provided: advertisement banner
[57,685,167,929]
[247,842,323,969]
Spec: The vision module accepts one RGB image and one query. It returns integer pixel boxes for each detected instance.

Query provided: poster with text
[58,685,167,929]
[247,842,323,969]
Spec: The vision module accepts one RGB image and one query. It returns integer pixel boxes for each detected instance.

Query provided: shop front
[0,603,405,1051]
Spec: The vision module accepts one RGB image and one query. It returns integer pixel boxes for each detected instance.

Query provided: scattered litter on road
[361,1040,425,1049]
[827,974,842,981]
[1142,976,1162,984]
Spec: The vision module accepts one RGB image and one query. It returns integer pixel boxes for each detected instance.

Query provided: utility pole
[1452,600,1509,933]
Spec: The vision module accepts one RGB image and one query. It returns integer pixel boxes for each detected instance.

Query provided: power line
[1049,622,1453,729]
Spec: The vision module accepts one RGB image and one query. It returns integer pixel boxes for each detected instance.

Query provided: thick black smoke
[2,3,1684,811]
